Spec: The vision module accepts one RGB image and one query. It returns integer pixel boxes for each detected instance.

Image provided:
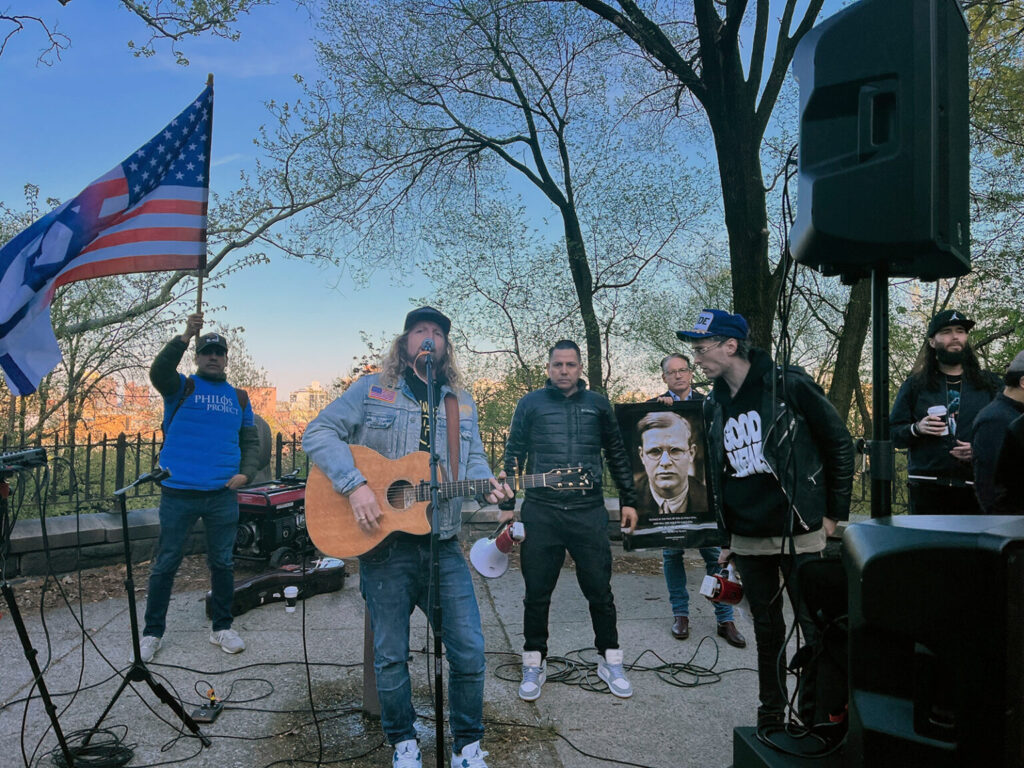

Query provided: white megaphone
[469,520,525,578]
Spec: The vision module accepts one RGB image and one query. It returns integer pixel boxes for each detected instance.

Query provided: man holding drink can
[890,310,1001,514]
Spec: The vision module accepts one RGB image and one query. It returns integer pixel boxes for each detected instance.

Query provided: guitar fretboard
[405,472,585,504]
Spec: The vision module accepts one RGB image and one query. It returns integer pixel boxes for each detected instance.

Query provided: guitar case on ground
[204,558,346,619]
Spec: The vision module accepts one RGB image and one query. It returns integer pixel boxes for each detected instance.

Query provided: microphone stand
[422,345,446,766]
[81,468,210,748]
[0,459,75,767]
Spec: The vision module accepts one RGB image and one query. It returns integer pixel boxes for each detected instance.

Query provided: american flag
[0,84,213,396]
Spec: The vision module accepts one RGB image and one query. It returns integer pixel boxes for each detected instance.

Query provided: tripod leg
[81,672,134,746]
[0,581,75,765]
[139,668,211,746]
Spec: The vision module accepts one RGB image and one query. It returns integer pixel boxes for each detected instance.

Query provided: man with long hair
[303,307,511,768]
[890,309,1000,514]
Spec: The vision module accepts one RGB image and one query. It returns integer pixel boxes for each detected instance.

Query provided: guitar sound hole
[387,480,414,510]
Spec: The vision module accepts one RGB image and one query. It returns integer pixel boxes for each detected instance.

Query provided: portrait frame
[614,401,721,551]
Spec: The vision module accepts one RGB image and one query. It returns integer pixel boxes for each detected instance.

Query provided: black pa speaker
[791,0,970,282]
[844,516,1024,768]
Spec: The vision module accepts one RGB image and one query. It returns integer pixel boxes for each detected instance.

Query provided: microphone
[140,466,172,484]
[420,338,434,352]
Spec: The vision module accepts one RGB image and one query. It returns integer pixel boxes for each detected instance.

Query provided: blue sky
[0,2,429,395]
[1,1,848,396]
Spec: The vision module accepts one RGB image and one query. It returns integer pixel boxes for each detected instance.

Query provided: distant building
[289,381,329,412]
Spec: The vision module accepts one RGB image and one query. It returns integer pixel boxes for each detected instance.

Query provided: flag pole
[194,72,214,345]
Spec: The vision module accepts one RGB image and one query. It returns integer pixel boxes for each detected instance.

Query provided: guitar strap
[445,393,460,477]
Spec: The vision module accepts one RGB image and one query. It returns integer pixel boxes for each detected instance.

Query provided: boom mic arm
[0,448,47,473]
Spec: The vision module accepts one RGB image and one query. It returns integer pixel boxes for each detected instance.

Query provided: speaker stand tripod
[81,468,210,748]
[1,468,75,767]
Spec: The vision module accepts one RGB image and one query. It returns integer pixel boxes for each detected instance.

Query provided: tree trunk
[828,278,872,421]
[710,120,779,348]
[562,207,603,393]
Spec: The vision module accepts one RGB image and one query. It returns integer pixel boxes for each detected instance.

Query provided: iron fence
[1,431,308,518]
[2,429,909,519]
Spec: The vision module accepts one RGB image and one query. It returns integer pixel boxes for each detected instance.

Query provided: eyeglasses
[664,368,691,377]
[690,340,724,357]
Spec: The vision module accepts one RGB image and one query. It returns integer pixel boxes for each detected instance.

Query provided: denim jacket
[302,372,494,540]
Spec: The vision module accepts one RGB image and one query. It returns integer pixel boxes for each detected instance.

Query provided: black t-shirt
[946,374,962,436]
[403,367,444,451]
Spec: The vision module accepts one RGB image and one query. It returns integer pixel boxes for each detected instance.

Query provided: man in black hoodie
[677,309,854,728]
[890,309,1000,514]
[503,340,638,702]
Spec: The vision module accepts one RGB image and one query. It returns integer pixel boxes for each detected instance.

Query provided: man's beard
[935,346,965,366]
[413,351,445,376]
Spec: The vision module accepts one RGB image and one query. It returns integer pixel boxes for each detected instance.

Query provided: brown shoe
[671,615,690,640]
[717,621,747,648]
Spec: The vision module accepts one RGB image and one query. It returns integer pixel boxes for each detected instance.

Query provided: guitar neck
[416,473,554,503]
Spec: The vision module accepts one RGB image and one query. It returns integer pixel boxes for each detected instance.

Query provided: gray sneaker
[518,651,546,701]
[209,628,245,654]
[597,648,633,698]
[136,635,161,663]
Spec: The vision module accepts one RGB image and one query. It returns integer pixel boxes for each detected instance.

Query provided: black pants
[907,481,980,515]
[520,500,618,658]
[733,551,821,724]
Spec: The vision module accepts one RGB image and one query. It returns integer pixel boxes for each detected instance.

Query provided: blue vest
[160,374,253,490]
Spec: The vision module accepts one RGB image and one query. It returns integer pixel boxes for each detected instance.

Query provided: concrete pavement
[0,521,796,768]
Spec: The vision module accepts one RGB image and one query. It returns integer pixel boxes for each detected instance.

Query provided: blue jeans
[662,547,734,623]
[144,487,238,637]
[358,536,484,753]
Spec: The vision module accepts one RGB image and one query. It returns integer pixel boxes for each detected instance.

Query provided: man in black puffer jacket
[678,309,854,729]
[503,340,638,702]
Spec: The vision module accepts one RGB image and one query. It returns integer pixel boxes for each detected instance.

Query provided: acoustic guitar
[304,444,593,558]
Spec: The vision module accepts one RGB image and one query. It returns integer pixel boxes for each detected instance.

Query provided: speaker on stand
[732,2,978,766]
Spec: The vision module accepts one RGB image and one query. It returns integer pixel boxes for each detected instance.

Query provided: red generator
[234,473,314,567]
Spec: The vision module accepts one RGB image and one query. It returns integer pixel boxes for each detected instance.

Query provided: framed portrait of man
[614,402,721,551]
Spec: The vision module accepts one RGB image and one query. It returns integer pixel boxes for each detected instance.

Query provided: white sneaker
[135,635,161,663]
[393,739,421,768]
[518,651,546,701]
[451,740,489,768]
[209,628,245,654]
[597,648,633,698]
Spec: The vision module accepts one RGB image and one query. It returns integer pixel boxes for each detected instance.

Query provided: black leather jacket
[703,350,854,543]
[503,380,637,510]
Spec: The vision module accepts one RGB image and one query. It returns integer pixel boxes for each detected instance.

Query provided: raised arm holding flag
[0,81,214,395]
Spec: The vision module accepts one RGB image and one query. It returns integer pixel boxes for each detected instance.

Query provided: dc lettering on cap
[693,312,714,335]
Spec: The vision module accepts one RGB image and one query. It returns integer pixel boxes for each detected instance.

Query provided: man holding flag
[0,82,214,395]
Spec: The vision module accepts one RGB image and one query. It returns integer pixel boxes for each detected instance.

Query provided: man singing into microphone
[303,307,511,768]
[139,313,259,663]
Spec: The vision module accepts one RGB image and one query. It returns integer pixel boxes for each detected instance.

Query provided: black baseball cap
[1007,350,1024,375]
[404,306,451,336]
[927,309,975,337]
[196,332,228,354]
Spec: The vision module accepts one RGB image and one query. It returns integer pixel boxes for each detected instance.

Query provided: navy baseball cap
[927,309,974,337]
[676,309,749,341]
[404,306,451,336]
[196,332,228,354]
